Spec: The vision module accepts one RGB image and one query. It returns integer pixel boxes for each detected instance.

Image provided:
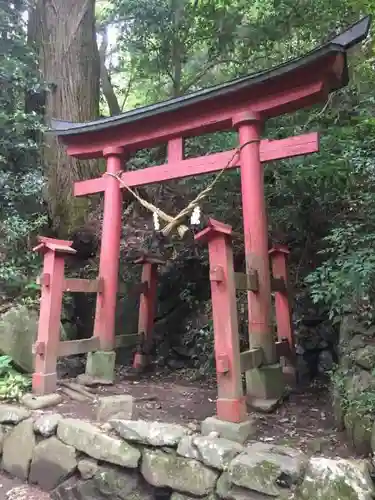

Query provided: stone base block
[201,416,255,444]
[85,351,116,383]
[216,397,247,423]
[246,363,284,400]
[32,372,57,396]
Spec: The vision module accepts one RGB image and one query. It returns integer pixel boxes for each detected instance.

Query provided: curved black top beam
[50,16,371,137]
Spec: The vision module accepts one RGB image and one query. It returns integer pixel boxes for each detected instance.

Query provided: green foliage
[0,1,46,298]
[0,355,31,401]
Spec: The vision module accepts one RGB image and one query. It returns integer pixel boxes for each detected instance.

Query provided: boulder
[297,457,374,500]
[344,408,372,456]
[177,435,244,470]
[110,419,189,447]
[78,458,99,480]
[217,472,281,500]
[97,395,133,422]
[92,464,153,500]
[57,418,140,468]
[29,436,77,491]
[228,443,307,496]
[141,448,219,497]
[34,413,63,437]
[0,404,30,424]
[0,305,66,373]
[1,418,35,480]
[346,371,373,397]
[355,345,375,370]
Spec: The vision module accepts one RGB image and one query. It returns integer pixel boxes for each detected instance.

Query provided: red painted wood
[269,246,295,377]
[32,249,66,395]
[93,148,124,350]
[234,112,276,366]
[64,72,329,158]
[74,133,319,196]
[196,224,247,423]
[133,262,158,370]
[167,137,184,162]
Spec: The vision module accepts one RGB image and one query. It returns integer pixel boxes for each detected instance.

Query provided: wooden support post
[132,255,162,372]
[195,219,247,423]
[93,147,124,351]
[233,112,283,402]
[32,237,76,395]
[269,245,296,380]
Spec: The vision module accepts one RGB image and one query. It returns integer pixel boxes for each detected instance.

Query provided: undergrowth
[0,355,31,401]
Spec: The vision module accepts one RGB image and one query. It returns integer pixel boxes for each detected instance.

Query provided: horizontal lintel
[74,132,319,197]
[57,337,100,357]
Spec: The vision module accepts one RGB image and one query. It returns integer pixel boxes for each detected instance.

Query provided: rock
[21,393,63,410]
[297,457,374,500]
[348,335,366,352]
[110,419,189,446]
[217,472,270,500]
[345,408,372,456]
[34,413,63,437]
[57,418,140,468]
[141,448,219,497]
[332,389,345,431]
[92,464,153,500]
[317,350,334,374]
[0,426,4,454]
[0,305,65,373]
[355,345,375,370]
[29,436,77,491]
[97,395,133,422]
[78,458,99,480]
[346,371,373,397]
[76,373,114,386]
[2,418,35,480]
[228,443,307,496]
[248,398,282,413]
[0,404,30,424]
[201,416,255,444]
[177,435,243,470]
[171,494,217,500]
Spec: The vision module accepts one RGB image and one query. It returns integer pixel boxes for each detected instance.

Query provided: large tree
[28,0,101,237]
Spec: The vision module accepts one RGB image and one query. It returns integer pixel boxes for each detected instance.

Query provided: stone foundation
[0,403,372,499]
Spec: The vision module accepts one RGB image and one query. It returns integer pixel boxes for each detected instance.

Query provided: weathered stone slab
[177,435,243,470]
[97,395,133,422]
[355,345,375,370]
[21,392,62,410]
[57,418,140,468]
[0,404,30,424]
[217,472,275,500]
[78,458,99,480]
[297,457,374,500]
[141,448,219,497]
[110,419,189,446]
[34,413,63,437]
[172,494,218,500]
[228,443,307,496]
[29,436,77,491]
[2,418,35,480]
[201,417,255,444]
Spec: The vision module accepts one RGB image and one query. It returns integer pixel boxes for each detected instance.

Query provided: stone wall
[333,315,375,455]
[0,404,372,500]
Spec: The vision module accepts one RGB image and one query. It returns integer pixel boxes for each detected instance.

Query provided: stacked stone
[334,316,375,455]
[0,403,372,500]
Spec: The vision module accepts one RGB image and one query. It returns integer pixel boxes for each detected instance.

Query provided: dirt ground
[54,368,353,458]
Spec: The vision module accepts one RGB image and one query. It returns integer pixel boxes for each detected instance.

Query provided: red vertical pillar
[32,238,76,395]
[133,258,159,371]
[233,111,282,402]
[269,245,295,378]
[195,219,246,423]
[93,147,124,350]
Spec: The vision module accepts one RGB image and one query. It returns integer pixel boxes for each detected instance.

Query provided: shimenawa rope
[104,139,260,238]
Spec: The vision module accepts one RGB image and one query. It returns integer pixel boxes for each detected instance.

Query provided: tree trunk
[28,0,101,237]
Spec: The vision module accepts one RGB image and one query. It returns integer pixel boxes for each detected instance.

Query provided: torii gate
[46,18,370,406]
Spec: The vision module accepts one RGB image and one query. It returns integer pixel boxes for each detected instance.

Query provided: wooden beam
[235,270,259,292]
[57,337,100,357]
[63,278,103,293]
[74,133,319,196]
[240,348,264,372]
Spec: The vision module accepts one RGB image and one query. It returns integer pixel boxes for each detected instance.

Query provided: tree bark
[99,26,121,115]
[28,0,101,237]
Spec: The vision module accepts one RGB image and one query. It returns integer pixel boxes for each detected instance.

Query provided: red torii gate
[44,18,369,411]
